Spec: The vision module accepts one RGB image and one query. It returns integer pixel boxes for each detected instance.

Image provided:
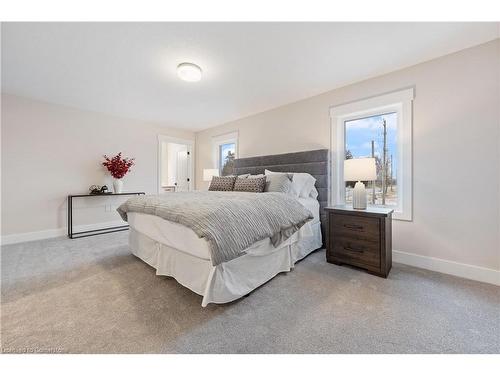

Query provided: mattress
[127,196,320,261]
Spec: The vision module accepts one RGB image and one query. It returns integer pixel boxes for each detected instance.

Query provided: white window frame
[212,131,239,174]
[330,88,414,221]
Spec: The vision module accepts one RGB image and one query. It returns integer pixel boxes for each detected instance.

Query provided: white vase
[352,181,367,209]
[113,179,123,193]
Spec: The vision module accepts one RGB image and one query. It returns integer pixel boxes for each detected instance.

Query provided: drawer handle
[344,245,364,253]
[344,224,364,231]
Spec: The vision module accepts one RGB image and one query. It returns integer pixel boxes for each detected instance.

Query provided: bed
[122,149,330,306]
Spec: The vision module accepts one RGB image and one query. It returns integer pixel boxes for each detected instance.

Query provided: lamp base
[352,181,367,209]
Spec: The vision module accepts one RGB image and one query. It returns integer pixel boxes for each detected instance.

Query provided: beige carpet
[1,232,499,354]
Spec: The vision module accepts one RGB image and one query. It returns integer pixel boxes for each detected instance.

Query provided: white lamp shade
[344,158,376,181]
[203,169,219,181]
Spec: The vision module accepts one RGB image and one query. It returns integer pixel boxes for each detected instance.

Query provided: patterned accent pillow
[209,176,237,191]
[233,176,267,193]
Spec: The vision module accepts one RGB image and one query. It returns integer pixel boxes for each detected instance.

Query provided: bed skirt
[128,221,322,307]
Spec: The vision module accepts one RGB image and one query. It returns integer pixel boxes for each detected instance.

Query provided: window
[212,132,238,176]
[345,112,398,207]
[218,142,236,175]
[330,88,414,220]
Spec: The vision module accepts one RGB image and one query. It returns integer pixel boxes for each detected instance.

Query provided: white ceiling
[1,22,498,131]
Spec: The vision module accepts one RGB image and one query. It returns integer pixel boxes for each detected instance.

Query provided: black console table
[67,192,145,239]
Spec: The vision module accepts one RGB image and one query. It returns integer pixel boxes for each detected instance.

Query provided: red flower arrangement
[102,152,135,179]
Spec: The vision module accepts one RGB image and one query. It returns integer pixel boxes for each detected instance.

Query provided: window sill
[365,205,412,221]
[392,211,412,222]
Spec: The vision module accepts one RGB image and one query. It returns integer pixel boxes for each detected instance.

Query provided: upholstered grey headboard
[233,149,330,246]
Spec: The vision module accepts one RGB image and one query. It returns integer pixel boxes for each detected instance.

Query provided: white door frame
[157,135,195,194]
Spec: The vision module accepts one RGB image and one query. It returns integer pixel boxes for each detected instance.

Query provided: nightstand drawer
[331,214,379,242]
[331,236,380,268]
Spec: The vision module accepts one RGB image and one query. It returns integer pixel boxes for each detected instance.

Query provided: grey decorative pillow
[209,176,236,191]
[233,176,267,193]
[247,174,265,179]
[264,173,293,193]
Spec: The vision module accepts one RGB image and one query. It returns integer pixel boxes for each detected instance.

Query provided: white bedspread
[127,196,319,261]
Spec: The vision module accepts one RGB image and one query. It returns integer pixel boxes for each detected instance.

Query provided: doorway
[158,136,194,194]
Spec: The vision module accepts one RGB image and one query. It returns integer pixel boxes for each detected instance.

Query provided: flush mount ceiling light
[177,62,202,82]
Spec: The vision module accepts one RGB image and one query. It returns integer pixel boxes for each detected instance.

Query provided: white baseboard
[1,228,66,245]
[1,221,127,246]
[393,250,500,286]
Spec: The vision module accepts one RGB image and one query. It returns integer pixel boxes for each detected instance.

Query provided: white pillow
[296,173,316,198]
[308,186,319,199]
[265,169,300,197]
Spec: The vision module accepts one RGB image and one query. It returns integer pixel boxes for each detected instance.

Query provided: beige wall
[196,39,500,271]
[1,94,195,236]
[2,40,498,272]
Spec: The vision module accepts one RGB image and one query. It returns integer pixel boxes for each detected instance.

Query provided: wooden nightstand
[326,205,393,278]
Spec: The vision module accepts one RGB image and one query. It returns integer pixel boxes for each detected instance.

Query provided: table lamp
[344,158,376,209]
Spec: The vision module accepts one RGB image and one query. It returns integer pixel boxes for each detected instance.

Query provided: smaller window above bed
[212,131,238,176]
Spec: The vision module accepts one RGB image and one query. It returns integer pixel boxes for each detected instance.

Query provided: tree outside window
[219,143,236,176]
